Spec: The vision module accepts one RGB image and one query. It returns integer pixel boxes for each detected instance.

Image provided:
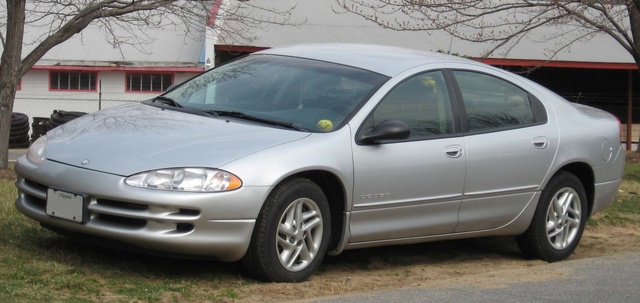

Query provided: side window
[453,71,535,132]
[372,71,453,138]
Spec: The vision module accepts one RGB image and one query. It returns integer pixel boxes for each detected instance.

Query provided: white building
[3,0,638,148]
[10,4,210,119]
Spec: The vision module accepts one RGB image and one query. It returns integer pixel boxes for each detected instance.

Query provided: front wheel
[243,178,331,282]
[517,171,588,262]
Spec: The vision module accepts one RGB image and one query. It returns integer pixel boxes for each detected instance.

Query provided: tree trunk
[0,0,26,169]
[627,4,640,154]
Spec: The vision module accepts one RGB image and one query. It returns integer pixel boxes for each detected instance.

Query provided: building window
[126,73,173,92]
[50,71,97,91]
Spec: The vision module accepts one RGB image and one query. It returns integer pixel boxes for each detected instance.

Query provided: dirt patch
[237,223,640,302]
[0,169,16,180]
[1,162,16,180]
[626,151,640,163]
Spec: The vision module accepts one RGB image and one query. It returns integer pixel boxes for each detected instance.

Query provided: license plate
[46,188,88,223]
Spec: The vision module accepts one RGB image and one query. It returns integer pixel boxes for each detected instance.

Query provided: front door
[350,70,466,242]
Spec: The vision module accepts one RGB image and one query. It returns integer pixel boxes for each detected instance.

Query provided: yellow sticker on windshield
[317,119,333,132]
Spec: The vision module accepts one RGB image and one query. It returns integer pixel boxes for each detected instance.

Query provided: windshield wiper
[152,96,182,108]
[207,110,306,131]
[144,98,220,118]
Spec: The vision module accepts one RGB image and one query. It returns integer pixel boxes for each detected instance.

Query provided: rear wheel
[243,178,331,282]
[517,171,588,262]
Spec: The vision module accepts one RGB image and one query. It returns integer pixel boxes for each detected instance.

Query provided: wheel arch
[551,162,595,216]
[279,170,347,253]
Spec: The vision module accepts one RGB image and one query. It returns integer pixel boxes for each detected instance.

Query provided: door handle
[532,137,549,149]
[444,145,463,158]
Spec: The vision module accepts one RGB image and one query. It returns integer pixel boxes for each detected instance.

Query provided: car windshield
[158,55,389,132]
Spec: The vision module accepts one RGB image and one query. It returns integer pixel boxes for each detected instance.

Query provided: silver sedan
[15,44,625,282]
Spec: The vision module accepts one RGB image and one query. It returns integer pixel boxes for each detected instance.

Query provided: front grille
[94,214,146,228]
[176,223,195,232]
[19,178,201,234]
[179,208,200,216]
[96,199,148,211]
[25,179,47,192]
[19,178,47,210]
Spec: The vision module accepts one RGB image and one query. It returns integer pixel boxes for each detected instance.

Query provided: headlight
[26,136,47,165]
[125,168,242,192]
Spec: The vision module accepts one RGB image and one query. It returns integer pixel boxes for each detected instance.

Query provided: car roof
[256,43,475,77]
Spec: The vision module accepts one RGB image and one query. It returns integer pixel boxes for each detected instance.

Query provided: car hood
[45,103,311,176]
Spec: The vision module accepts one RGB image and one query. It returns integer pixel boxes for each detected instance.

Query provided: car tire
[11,124,29,134]
[11,112,28,126]
[30,117,49,142]
[243,178,331,282]
[49,110,87,128]
[517,171,588,262]
[10,126,29,135]
[10,112,31,148]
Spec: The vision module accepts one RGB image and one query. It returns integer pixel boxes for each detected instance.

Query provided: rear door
[448,68,558,232]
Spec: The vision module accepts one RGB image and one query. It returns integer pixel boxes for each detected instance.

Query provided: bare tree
[338,0,639,150]
[337,1,637,59]
[0,0,297,169]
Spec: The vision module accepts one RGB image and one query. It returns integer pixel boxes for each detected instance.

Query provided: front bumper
[14,157,270,262]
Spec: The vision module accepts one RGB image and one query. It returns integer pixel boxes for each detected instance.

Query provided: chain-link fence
[13,96,138,119]
[10,96,139,148]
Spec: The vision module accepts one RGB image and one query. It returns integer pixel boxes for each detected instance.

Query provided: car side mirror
[358,120,411,144]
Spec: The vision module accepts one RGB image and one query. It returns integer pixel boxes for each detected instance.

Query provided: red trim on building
[32,65,204,73]
[477,58,638,70]
[208,0,223,27]
[211,46,638,70]
[29,53,636,73]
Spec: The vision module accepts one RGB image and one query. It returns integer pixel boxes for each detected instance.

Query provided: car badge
[81,159,90,165]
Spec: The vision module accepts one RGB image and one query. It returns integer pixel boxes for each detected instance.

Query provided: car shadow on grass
[27,228,524,282]
[321,237,524,273]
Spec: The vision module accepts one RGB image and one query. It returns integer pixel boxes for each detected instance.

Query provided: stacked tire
[47,110,87,130]
[30,117,49,143]
[10,112,31,148]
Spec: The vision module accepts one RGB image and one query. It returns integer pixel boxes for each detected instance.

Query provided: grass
[0,163,254,302]
[1,161,639,302]
[589,161,640,226]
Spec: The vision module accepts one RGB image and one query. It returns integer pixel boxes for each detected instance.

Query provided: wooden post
[628,70,633,151]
